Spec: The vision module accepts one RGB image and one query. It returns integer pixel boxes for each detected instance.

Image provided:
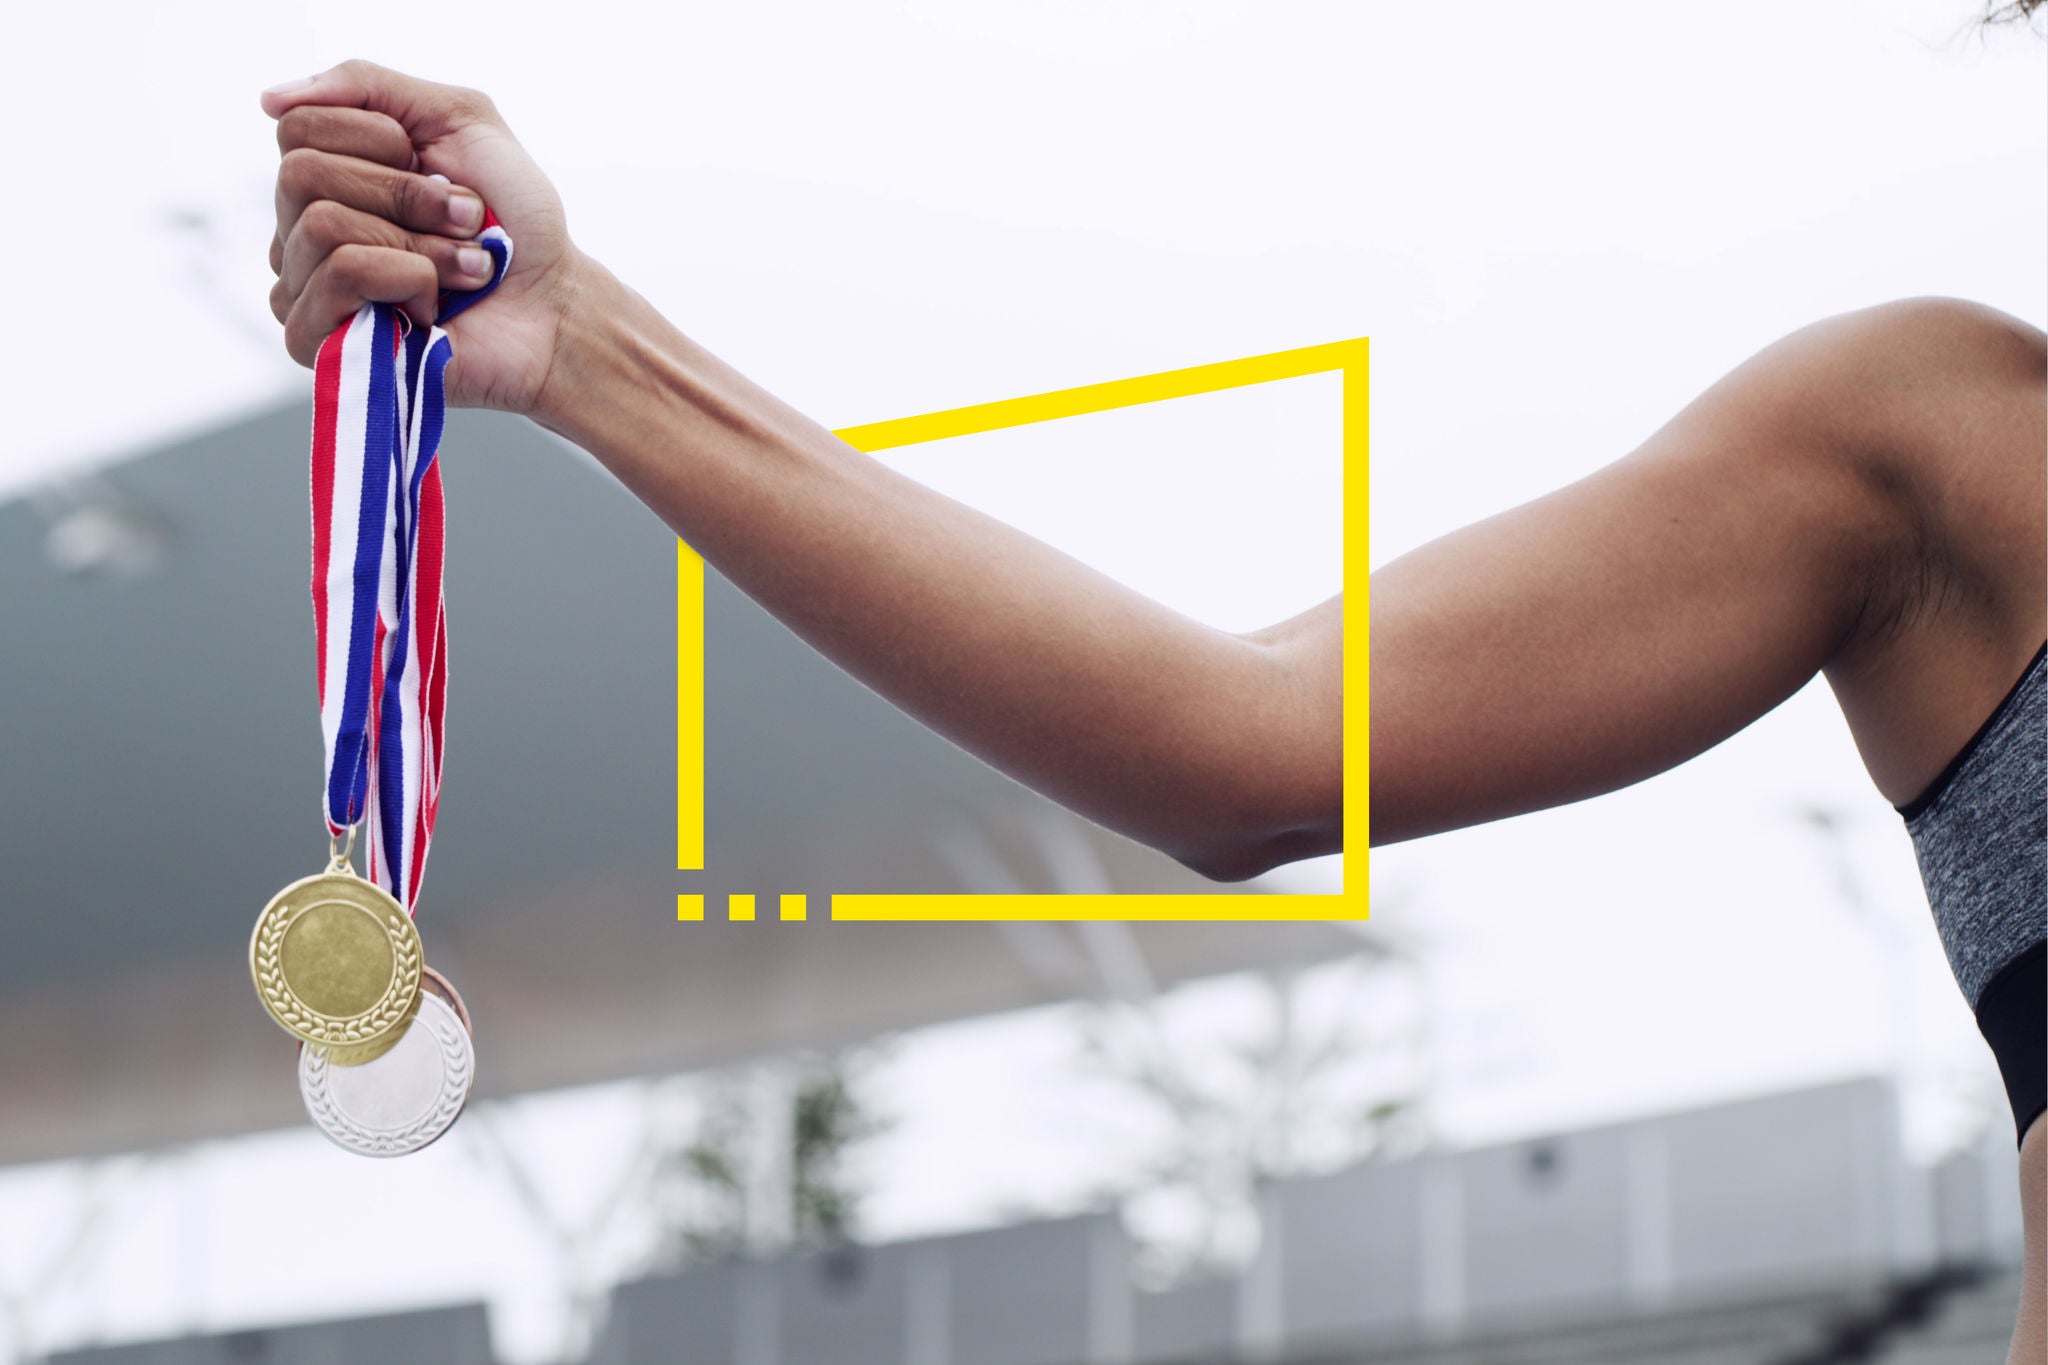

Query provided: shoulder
[1742,297,2044,436]
[1809,301,2045,681]
[1837,295,2044,354]
[1676,300,2041,509]
[1736,297,2043,511]
[1692,298,2041,573]
[1830,297,2044,535]
[1833,297,2045,403]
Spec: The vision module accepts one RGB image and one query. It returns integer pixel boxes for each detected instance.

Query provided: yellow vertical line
[729,894,757,922]
[677,541,705,871]
[677,895,705,922]
[1343,341,1371,902]
[779,894,808,922]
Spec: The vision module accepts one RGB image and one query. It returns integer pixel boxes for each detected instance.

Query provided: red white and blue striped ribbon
[310,195,511,914]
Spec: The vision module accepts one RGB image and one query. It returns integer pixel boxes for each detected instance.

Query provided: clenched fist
[262,60,586,416]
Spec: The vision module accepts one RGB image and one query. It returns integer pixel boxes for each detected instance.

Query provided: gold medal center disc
[280,901,394,1015]
[251,873,423,1051]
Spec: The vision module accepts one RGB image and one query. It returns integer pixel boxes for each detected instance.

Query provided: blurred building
[38,1078,2027,1365]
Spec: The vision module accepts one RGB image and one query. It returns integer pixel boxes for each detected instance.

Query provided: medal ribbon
[309,192,511,914]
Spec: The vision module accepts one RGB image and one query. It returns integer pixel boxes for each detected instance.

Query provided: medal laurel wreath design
[254,904,422,1046]
[300,1000,474,1156]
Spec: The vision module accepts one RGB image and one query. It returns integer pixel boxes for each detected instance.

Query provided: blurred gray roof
[0,402,1356,1163]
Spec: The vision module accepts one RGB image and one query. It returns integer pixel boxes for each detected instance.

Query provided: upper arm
[1363,296,2043,843]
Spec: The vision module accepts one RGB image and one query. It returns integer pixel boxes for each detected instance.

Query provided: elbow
[1151,627,1343,883]
[1168,821,1339,884]
[1172,842,1272,884]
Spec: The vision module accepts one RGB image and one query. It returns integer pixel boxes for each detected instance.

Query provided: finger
[281,199,498,301]
[278,244,439,369]
[276,104,416,172]
[261,59,498,145]
[276,147,486,246]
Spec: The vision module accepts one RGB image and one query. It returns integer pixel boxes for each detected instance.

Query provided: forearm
[532,255,1341,877]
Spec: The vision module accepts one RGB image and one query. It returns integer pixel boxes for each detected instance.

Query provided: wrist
[528,246,630,441]
[521,252,852,541]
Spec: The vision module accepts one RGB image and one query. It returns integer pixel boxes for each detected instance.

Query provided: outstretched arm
[262,65,2043,869]
[262,62,1341,882]
[537,262,2041,860]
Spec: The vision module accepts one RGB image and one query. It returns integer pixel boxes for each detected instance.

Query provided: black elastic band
[1975,941,2046,1146]
[1896,641,2048,822]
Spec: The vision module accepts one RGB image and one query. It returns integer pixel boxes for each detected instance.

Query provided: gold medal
[250,830,423,1055]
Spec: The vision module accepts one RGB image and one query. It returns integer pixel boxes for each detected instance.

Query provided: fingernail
[263,75,314,95]
[447,194,482,229]
[457,247,492,279]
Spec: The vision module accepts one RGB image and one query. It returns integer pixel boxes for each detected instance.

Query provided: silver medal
[300,969,474,1157]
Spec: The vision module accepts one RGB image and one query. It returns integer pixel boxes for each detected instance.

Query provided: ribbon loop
[309,206,511,913]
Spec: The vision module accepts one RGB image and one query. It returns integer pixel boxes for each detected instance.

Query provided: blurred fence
[38,1077,2025,1365]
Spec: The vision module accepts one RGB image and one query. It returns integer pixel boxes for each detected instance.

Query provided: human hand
[262,60,585,415]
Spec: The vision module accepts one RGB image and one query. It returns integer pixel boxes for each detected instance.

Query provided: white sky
[0,0,2042,1360]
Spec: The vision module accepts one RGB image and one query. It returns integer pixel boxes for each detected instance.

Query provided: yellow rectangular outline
[680,338,1367,920]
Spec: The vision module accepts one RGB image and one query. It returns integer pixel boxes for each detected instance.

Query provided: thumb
[261,60,498,144]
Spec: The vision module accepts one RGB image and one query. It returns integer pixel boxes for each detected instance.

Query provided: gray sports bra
[1897,642,2046,1143]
